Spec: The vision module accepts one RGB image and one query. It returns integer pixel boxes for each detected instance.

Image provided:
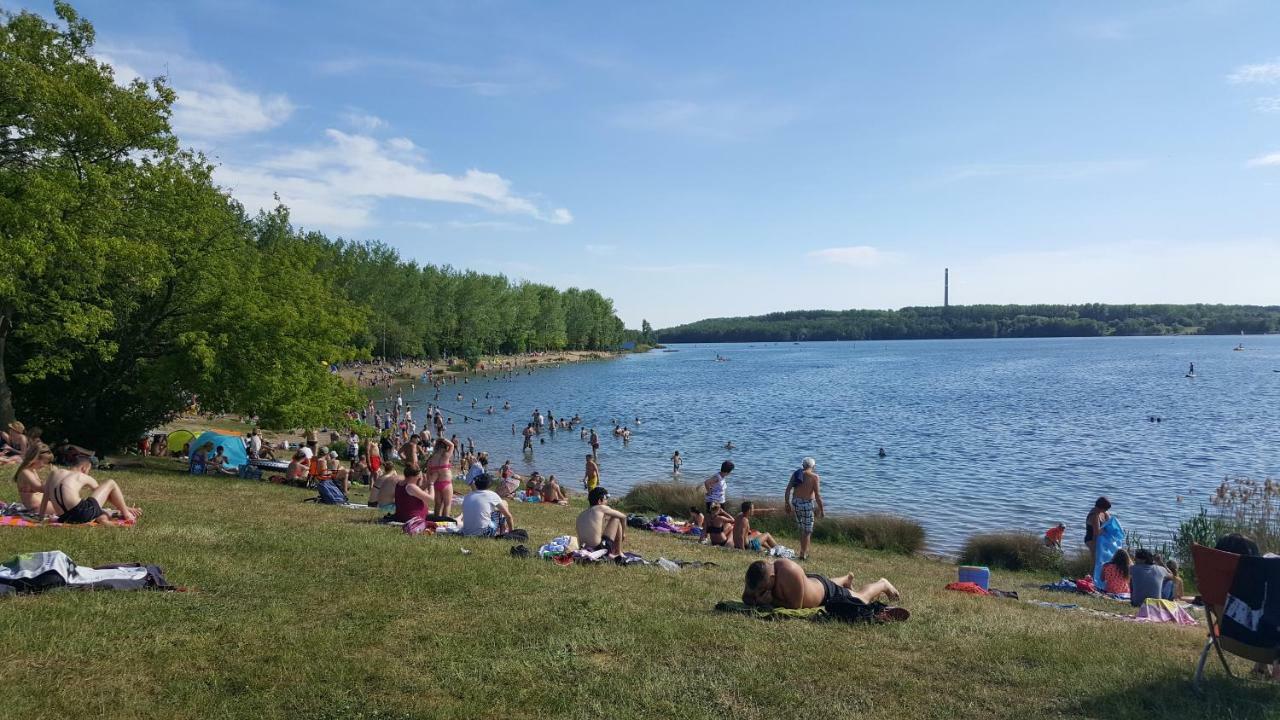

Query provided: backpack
[316,479,347,505]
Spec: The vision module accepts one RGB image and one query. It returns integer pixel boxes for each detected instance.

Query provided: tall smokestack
[944,268,949,308]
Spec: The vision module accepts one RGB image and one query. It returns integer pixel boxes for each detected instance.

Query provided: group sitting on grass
[10,441,141,525]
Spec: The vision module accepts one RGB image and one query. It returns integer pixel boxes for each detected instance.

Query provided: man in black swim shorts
[38,455,141,524]
[741,558,900,610]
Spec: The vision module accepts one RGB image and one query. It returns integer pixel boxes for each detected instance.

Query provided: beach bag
[316,480,348,505]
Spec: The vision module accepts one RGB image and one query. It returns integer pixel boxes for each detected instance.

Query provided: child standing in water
[671,450,682,474]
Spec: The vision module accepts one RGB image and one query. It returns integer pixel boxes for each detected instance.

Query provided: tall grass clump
[620,482,703,516]
[1060,548,1095,578]
[746,503,925,554]
[959,532,1059,572]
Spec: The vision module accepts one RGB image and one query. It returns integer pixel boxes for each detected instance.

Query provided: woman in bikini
[14,442,53,509]
[704,503,735,547]
[426,436,455,518]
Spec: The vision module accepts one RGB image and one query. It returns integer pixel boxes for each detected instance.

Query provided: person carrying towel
[784,457,824,561]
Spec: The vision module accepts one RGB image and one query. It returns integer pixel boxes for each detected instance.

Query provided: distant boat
[1234,343,1245,351]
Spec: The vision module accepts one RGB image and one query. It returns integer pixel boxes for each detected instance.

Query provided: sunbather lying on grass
[742,558,899,610]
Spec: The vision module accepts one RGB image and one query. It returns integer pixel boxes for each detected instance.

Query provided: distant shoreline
[658,303,1280,344]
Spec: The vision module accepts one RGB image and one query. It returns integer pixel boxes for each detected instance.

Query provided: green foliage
[0,3,624,449]
[657,303,1280,342]
[959,532,1061,572]
[1171,508,1233,587]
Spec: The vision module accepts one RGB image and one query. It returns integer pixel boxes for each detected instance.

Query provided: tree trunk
[0,309,13,427]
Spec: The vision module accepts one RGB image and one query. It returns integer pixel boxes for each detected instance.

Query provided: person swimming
[877,447,886,458]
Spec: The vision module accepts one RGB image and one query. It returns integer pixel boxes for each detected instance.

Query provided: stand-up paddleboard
[1092,516,1126,591]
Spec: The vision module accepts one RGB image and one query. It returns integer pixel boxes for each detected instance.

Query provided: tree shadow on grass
[1070,672,1280,720]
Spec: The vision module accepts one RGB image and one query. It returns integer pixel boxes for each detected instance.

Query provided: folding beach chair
[1190,544,1280,692]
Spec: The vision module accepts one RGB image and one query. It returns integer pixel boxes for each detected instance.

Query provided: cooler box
[958,565,990,590]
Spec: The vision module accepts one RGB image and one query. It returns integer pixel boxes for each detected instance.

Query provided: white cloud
[216,129,571,230]
[1246,152,1280,167]
[1228,59,1280,84]
[96,47,292,139]
[1255,97,1280,114]
[939,160,1143,184]
[612,99,796,141]
[174,83,294,138]
[343,111,386,132]
[318,57,555,96]
[807,246,891,268]
[584,244,617,256]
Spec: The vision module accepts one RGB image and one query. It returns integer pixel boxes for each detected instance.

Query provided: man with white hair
[784,457,825,560]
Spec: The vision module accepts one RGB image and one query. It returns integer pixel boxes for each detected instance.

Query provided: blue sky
[8,0,1280,327]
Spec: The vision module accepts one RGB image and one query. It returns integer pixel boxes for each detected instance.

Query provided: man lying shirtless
[38,455,141,524]
[741,558,899,610]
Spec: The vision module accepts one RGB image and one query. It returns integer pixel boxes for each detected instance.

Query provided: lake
[397,335,1280,554]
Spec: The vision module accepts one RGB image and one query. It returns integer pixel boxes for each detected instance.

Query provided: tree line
[0,3,624,450]
[656,304,1280,343]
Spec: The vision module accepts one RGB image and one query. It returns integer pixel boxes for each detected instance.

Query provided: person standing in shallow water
[671,450,682,474]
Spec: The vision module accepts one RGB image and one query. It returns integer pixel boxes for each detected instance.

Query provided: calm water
[397,336,1280,554]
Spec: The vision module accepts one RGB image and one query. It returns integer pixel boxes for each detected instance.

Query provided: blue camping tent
[189,431,249,470]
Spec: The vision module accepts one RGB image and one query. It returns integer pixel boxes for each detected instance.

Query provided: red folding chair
[1190,544,1280,692]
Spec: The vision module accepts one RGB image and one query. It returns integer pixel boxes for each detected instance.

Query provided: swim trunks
[791,497,815,535]
[59,497,104,524]
[379,503,396,513]
[748,537,762,552]
[586,474,599,491]
[808,573,864,608]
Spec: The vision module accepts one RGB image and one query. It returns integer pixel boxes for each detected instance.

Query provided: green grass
[1,461,1276,719]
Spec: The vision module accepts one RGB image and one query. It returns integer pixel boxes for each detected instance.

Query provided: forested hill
[656,304,1280,343]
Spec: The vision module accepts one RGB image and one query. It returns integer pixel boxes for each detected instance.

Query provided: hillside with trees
[656,304,1280,343]
[0,3,623,449]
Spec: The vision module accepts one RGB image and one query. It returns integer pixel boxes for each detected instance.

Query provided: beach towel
[0,550,173,595]
[1091,517,1126,592]
[0,516,136,528]
[946,582,989,595]
[714,600,906,624]
[1134,598,1198,626]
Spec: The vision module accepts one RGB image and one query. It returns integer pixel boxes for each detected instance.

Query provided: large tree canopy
[0,2,624,450]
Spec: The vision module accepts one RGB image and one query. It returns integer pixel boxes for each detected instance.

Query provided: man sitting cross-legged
[38,454,142,524]
[576,486,627,557]
[741,558,899,611]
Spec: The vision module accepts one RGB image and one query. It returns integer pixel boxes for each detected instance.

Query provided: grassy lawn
[1,460,1276,719]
